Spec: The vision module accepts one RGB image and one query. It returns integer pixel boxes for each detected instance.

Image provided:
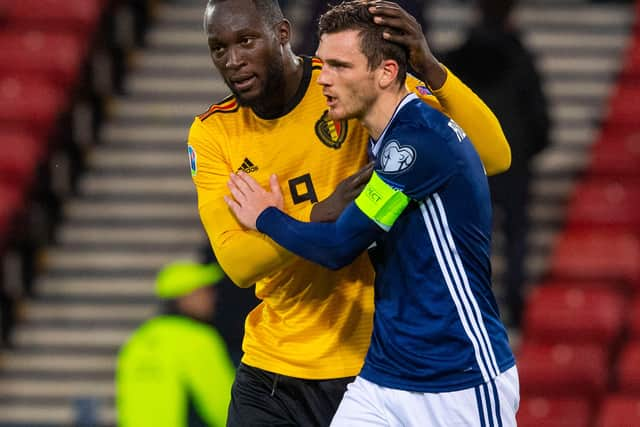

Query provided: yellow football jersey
[188,56,509,379]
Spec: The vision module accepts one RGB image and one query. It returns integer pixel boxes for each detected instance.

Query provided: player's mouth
[230,75,257,91]
[325,94,337,107]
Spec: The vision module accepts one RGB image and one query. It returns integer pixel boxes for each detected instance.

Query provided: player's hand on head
[224,172,284,230]
[311,162,374,222]
[368,1,444,88]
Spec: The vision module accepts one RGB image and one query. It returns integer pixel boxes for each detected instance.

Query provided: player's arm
[258,204,381,270]
[189,119,295,287]
[426,68,511,176]
[310,162,374,222]
[224,172,391,270]
[233,161,442,270]
[369,1,511,176]
[225,127,457,270]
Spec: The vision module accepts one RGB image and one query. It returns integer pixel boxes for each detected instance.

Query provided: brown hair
[318,0,408,84]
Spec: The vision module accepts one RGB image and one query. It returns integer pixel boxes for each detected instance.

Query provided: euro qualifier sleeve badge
[188,145,197,177]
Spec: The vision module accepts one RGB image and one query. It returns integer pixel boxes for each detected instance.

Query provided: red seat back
[630,297,640,340]
[0,130,45,190]
[589,128,640,178]
[595,395,640,427]
[5,0,106,35]
[517,342,608,400]
[566,179,640,230]
[550,229,640,292]
[0,76,66,138]
[517,396,591,427]
[0,30,86,88]
[523,285,626,346]
[616,342,640,394]
[605,84,640,128]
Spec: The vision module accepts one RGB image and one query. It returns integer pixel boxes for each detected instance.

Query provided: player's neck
[281,52,304,107]
[362,86,410,140]
[251,52,303,118]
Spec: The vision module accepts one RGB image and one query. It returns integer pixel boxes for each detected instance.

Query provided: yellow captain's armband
[355,172,410,231]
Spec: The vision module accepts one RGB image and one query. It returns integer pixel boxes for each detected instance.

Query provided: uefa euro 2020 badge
[188,145,197,177]
[380,140,416,174]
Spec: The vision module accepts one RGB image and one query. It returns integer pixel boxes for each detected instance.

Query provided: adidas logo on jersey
[237,158,259,173]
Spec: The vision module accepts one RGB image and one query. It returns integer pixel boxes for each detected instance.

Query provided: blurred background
[0,0,639,425]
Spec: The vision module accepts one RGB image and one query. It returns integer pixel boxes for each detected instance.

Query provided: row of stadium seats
[516,2,640,425]
[0,0,153,345]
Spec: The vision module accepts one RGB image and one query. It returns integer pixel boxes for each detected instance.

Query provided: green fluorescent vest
[116,315,235,427]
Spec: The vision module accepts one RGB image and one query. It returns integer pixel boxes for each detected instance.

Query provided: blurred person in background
[199,243,260,367]
[441,0,551,329]
[116,261,235,427]
[0,289,14,348]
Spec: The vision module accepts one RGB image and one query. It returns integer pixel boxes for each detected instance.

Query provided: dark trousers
[490,170,531,328]
[227,363,354,427]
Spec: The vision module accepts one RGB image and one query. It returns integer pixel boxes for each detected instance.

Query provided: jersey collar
[369,93,419,159]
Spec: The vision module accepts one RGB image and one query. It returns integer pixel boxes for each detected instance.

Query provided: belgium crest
[315,110,348,149]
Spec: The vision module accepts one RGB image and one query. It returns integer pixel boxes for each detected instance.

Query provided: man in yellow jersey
[188,0,510,425]
[116,261,235,427]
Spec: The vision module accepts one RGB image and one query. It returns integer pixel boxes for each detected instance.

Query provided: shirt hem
[360,358,516,393]
[241,355,363,380]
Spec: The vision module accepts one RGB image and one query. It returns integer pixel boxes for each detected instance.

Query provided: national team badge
[380,140,416,173]
[188,145,197,176]
[315,110,348,149]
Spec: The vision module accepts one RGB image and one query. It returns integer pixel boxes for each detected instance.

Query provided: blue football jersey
[359,94,514,392]
[256,93,515,393]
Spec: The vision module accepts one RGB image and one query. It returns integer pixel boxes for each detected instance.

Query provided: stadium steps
[0,1,226,424]
[0,0,634,425]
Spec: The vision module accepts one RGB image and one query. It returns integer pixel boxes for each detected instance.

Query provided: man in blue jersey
[224,1,519,425]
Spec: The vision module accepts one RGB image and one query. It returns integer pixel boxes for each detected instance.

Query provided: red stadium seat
[550,229,640,293]
[0,76,66,139]
[523,285,626,346]
[517,396,591,427]
[588,127,640,178]
[604,83,640,127]
[0,131,45,192]
[622,36,640,80]
[630,297,640,340]
[0,30,87,90]
[566,179,640,231]
[517,342,608,400]
[595,395,640,427]
[616,342,640,393]
[4,0,107,36]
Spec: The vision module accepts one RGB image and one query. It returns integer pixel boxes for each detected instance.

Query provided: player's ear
[275,19,292,45]
[378,59,399,90]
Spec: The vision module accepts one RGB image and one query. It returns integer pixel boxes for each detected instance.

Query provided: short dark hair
[207,0,284,27]
[318,0,407,84]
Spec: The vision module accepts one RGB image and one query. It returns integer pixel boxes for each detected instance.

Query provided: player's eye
[240,37,255,46]
[210,45,225,56]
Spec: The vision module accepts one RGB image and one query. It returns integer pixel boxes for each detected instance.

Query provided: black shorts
[226,362,355,427]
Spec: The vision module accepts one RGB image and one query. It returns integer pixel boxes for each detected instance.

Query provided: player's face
[316,30,378,121]
[180,286,217,323]
[205,0,286,108]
